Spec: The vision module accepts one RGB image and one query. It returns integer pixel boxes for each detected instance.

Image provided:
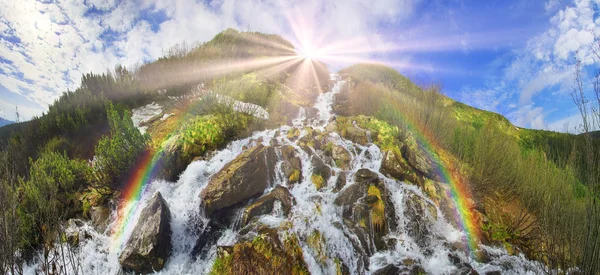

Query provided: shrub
[93,103,148,188]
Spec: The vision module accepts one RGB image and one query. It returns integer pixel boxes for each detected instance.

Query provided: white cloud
[497,0,600,129]
[0,0,420,119]
[509,105,547,129]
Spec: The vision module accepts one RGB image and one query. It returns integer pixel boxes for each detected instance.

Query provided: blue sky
[0,0,598,132]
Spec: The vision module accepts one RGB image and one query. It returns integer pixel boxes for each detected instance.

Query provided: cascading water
[24,74,545,275]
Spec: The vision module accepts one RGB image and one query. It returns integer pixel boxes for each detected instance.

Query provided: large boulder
[119,192,172,274]
[242,185,295,225]
[201,144,276,216]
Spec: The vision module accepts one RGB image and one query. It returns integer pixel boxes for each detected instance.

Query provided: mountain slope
[0,31,598,274]
[335,63,599,271]
[0,117,13,127]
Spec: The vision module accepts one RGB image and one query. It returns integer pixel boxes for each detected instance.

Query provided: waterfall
[23,74,545,275]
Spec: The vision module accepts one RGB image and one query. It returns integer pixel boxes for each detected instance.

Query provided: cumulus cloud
[465,0,600,130]
[0,0,421,119]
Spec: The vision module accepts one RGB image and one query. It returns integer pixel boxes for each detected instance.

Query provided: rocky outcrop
[344,125,369,145]
[119,192,172,274]
[380,149,409,181]
[242,185,295,225]
[334,169,397,252]
[201,144,276,216]
[211,226,309,274]
[404,191,438,248]
[153,135,187,182]
[280,145,302,184]
[401,142,434,180]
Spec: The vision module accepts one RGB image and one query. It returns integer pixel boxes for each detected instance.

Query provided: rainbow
[109,95,208,251]
[110,148,166,252]
[393,114,482,255]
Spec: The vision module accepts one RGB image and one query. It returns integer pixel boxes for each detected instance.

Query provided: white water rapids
[23,74,545,274]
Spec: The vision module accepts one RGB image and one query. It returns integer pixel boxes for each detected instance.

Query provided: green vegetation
[0,28,327,273]
[340,63,421,97]
[93,103,149,188]
[209,233,309,275]
[307,230,327,265]
[338,63,600,272]
[311,173,326,190]
[367,185,385,233]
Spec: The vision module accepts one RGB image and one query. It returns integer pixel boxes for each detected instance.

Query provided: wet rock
[380,149,409,181]
[298,134,314,152]
[404,192,434,248]
[372,264,400,275]
[474,249,491,263]
[407,265,427,275]
[280,145,302,184]
[305,107,320,121]
[201,144,276,216]
[311,155,332,183]
[65,219,86,246]
[365,195,379,204]
[342,218,372,268]
[334,183,366,207]
[153,136,189,182]
[355,169,379,185]
[193,220,227,258]
[119,192,172,274]
[333,172,347,192]
[336,169,397,252]
[242,185,295,225]
[336,259,351,275]
[90,206,111,233]
[344,125,368,145]
[448,253,480,275]
[332,145,351,169]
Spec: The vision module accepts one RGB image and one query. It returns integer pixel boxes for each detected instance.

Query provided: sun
[298,44,321,60]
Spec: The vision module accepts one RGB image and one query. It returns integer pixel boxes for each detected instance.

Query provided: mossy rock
[380,149,412,182]
[289,169,301,183]
[332,145,352,169]
[210,231,309,275]
[307,230,328,265]
[201,144,277,216]
[312,174,326,190]
[280,145,302,184]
